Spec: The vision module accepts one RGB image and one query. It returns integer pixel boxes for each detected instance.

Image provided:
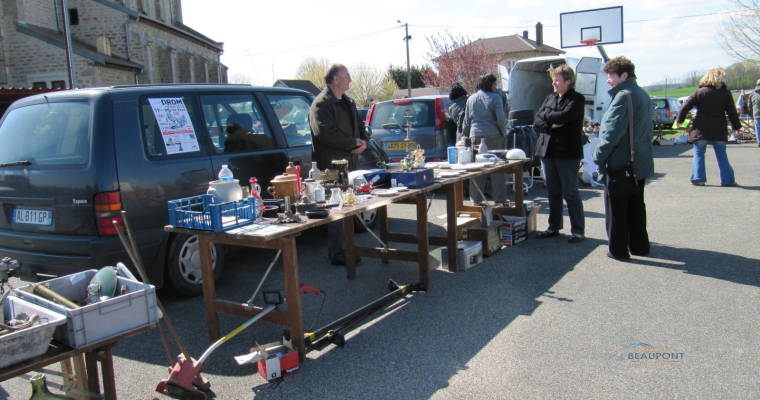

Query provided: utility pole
[398,20,412,97]
[61,0,76,88]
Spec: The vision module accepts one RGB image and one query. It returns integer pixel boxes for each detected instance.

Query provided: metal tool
[303,280,425,351]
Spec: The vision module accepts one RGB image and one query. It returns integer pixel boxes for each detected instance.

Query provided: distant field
[649,86,741,102]
[649,86,697,98]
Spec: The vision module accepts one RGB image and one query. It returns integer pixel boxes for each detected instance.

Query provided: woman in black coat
[533,64,586,243]
[676,68,740,186]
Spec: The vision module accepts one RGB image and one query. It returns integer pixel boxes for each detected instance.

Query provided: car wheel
[354,210,378,232]
[167,234,225,297]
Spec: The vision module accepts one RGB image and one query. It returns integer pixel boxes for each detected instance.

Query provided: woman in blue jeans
[676,68,741,186]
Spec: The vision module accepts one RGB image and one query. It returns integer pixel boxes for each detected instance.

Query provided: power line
[225,26,401,58]
[409,9,742,30]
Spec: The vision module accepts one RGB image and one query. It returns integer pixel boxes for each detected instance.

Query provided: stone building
[0,0,226,89]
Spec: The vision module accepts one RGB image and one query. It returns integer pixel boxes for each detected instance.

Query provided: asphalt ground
[2,142,758,399]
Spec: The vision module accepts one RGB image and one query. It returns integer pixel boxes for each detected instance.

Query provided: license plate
[13,208,53,225]
[385,141,416,151]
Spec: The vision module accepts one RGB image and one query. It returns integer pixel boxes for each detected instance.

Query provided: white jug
[207,179,243,203]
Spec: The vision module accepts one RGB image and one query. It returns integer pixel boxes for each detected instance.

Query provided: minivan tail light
[94,191,123,236]
[434,99,446,131]
[665,109,672,118]
[393,99,412,105]
[365,103,375,127]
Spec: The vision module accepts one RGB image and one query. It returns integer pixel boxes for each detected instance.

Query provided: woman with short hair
[676,68,741,186]
[533,64,586,243]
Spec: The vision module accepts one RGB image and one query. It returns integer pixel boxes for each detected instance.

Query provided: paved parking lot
[2,143,758,399]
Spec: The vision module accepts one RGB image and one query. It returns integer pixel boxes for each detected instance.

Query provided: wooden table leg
[98,346,117,400]
[514,166,525,216]
[84,351,100,396]
[199,235,220,341]
[378,206,389,264]
[344,216,357,280]
[416,193,430,288]
[445,183,459,273]
[280,237,305,361]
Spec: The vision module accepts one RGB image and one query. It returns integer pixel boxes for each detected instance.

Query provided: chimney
[522,30,529,39]
[536,22,543,46]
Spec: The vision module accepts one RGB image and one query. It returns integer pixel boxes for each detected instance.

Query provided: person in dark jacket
[676,68,740,186]
[308,64,368,265]
[533,64,586,243]
[752,79,760,147]
[593,56,655,260]
[447,83,468,145]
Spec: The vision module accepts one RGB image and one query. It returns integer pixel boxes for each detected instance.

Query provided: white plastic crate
[14,269,159,348]
[0,295,67,369]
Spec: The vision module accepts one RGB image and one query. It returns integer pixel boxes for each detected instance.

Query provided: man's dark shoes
[606,251,630,261]
[330,256,362,266]
[567,235,585,244]
[630,250,650,256]
[536,229,559,239]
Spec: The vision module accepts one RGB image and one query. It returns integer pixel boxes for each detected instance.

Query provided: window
[370,100,433,129]
[266,94,312,147]
[28,73,67,89]
[32,82,47,89]
[68,9,79,25]
[200,94,274,153]
[140,96,203,158]
[0,102,90,166]
[51,80,66,89]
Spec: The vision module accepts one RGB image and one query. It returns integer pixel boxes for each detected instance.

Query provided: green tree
[721,0,760,62]
[387,65,431,90]
[724,61,760,89]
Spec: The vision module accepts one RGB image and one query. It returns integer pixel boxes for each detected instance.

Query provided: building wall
[0,0,225,88]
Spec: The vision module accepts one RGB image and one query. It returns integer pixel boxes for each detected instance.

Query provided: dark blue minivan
[0,84,316,296]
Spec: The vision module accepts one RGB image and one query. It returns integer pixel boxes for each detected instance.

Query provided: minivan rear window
[0,102,90,166]
[370,100,433,129]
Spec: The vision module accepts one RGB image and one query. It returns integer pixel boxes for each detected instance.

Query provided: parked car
[0,84,325,296]
[651,96,681,129]
[365,95,450,161]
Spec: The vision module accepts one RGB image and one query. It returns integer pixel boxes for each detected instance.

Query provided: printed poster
[148,98,200,154]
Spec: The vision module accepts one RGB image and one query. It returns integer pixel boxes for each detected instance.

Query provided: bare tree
[295,57,332,90]
[424,32,499,93]
[682,70,703,87]
[347,63,399,106]
[721,0,760,62]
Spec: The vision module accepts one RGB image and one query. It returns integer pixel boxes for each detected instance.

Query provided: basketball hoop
[580,39,599,46]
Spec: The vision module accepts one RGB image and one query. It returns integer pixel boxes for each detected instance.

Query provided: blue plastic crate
[168,194,256,232]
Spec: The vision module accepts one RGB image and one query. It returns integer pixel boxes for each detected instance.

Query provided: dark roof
[471,34,564,55]
[273,80,322,96]
[16,22,143,71]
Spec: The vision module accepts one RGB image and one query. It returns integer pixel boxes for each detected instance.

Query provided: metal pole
[61,0,76,88]
[404,23,411,97]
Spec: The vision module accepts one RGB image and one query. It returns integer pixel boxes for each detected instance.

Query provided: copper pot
[267,173,299,200]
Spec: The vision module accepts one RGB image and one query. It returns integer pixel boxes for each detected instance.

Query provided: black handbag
[606,91,639,197]
[534,132,551,158]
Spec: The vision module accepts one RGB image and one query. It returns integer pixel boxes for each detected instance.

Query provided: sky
[181,0,741,87]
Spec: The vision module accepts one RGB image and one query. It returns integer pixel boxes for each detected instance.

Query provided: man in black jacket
[533,64,586,243]
[309,64,367,265]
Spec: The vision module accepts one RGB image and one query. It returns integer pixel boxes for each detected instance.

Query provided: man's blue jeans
[691,140,735,185]
[755,119,760,147]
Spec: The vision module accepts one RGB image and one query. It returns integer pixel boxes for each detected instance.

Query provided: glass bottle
[28,374,72,400]
[308,161,321,181]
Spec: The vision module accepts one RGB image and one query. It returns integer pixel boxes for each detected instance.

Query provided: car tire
[354,210,378,232]
[167,234,225,297]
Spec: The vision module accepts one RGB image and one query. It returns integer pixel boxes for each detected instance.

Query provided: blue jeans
[691,140,735,185]
[755,119,760,147]
[540,158,585,236]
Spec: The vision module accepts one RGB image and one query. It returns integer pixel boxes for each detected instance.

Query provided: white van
[508,56,610,124]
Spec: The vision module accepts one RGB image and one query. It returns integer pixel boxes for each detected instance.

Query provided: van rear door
[574,57,607,122]
[0,100,101,236]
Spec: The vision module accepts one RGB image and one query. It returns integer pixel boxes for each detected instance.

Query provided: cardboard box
[389,168,434,188]
[430,241,483,271]
[465,223,503,256]
[526,204,541,233]
[500,216,527,246]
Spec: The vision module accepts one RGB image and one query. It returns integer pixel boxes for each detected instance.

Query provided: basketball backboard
[560,6,623,48]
